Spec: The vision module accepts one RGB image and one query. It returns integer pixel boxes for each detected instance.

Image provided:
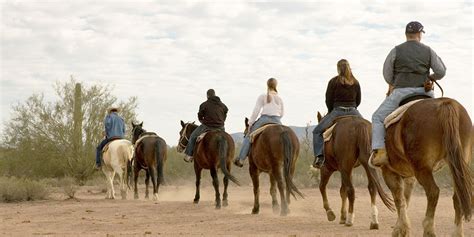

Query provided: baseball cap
[405,21,425,34]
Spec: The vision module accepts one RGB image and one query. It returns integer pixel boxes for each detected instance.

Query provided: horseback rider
[95,107,126,169]
[370,21,446,166]
[234,78,284,167]
[184,89,229,162]
[313,59,363,168]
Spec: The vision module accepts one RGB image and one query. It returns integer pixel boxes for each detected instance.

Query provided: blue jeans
[371,87,434,149]
[184,124,224,156]
[96,138,112,166]
[238,115,282,160]
[312,107,362,157]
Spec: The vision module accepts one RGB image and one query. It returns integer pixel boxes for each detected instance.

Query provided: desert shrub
[60,176,79,199]
[0,177,50,202]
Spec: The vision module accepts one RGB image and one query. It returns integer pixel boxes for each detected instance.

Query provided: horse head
[131,121,144,144]
[177,120,197,153]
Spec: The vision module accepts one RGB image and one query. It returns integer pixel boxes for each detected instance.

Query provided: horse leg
[382,168,410,237]
[117,169,127,200]
[362,164,379,230]
[275,169,289,216]
[270,174,279,214]
[250,164,260,214]
[149,166,159,201]
[341,171,355,227]
[145,170,150,200]
[222,174,229,207]
[104,169,113,199]
[403,177,416,207]
[134,168,140,200]
[319,167,335,221]
[193,164,202,204]
[210,168,221,209]
[415,169,439,237]
[452,193,464,237]
[339,185,347,224]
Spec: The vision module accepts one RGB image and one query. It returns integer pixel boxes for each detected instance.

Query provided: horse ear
[139,121,143,127]
[192,121,195,124]
[131,121,136,127]
[180,120,185,127]
[245,117,249,126]
[317,112,322,122]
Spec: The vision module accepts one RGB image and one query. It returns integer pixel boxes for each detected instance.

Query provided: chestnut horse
[131,122,167,201]
[243,118,304,216]
[372,98,472,237]
[178,121,240,209]
[314,113,394,229]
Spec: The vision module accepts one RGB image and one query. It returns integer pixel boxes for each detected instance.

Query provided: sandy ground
[1,182,473,236]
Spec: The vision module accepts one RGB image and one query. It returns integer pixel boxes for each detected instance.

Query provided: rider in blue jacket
[95,107,125,169]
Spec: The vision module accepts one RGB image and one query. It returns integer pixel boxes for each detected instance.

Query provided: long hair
[267,78,278,103]
[337,59,356,85]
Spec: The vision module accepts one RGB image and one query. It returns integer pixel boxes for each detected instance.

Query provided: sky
[1,0,473,146]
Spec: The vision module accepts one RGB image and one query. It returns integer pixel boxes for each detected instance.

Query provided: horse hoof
[339,219,346,225]
[280,211,288,217]
[134,194,139,200]
[423,231,436,237]
[215,205,221,210]
[370,223,379,230]
[345,222,353,227]
[251,208,259,214]
[326,210,336,221]
[272,206,280,214]
[145,195,149,200]
[222,200,228,207]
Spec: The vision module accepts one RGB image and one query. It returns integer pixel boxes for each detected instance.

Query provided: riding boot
[233,158,244,168]
[313,155,325,168]
[369,149,388,167]
[184,155,193,163]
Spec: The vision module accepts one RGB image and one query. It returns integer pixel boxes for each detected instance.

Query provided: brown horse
[131,122,167,201]
[243,118,304,216]
[314,113,395,229]
[372,98,472,237]
[178,121,240,209]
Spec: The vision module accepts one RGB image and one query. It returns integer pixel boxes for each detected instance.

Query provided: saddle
[196,128,224,144]
[249,123,280,143]
[102,137,124,153]
[384,94,432,128]
[322,115,359,142]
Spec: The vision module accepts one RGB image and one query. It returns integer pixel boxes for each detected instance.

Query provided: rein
[433,80,444,97]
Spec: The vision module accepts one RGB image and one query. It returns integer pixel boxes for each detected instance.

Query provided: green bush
[0,177,50,202]
[59,176,79,199]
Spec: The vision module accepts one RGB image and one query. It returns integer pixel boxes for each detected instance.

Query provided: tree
[1,78,138,183]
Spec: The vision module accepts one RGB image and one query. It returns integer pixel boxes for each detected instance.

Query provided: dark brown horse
[243,118,304,216]
[314,113,394,229]
[373,98,472,237]
[178,121,240,209]
[131,122,167,201]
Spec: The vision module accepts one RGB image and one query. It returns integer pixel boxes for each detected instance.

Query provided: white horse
[102,139,134,199]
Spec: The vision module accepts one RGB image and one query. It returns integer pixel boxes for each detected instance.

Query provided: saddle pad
[249,124,280,143]
[196,132,208,143]
[135,134,159,147]
[323,123,337,142]
[384,99,422,128]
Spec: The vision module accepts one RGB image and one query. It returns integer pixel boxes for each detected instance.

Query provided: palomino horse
[102,139,134,199]
[372,98,472,237]
[314,113,394,229]
[243,118,304,216]
[131,122,167,201]
[178,121,240,209]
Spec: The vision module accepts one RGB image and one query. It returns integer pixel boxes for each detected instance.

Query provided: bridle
[178,123,191,150]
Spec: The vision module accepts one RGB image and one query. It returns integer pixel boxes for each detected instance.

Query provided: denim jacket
[104,112,125,138]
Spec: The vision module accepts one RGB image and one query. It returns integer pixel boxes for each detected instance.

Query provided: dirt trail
[1,184,472,236]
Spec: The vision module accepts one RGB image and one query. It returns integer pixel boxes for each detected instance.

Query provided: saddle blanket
[102,138,127,153]
[249,123,280,143]
[323,124,336,142]
[384,99,422,128]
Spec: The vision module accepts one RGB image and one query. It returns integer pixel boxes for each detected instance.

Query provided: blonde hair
[337,59,356,85]
[266,78,278,103]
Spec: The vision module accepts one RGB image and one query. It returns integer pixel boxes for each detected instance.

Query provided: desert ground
[1,183,473,237]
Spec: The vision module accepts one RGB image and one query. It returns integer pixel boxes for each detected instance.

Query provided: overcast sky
[1,1,472,145]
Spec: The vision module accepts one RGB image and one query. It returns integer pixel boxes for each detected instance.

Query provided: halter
[178,123,191,150]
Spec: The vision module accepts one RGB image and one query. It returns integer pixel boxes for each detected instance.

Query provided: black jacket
[198,96,228,127]
[325,77,361,112]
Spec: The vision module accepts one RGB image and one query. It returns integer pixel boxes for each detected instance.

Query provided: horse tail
[281,130,304,199]
[439,99,472,221]
[123,142,133,190]
[218,135,240,186]
[356,121,395,212]
[155,139,165,185]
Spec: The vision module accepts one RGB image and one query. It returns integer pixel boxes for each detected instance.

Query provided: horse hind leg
[415,169,440,237]
[104,169,114,199]
[382,168,410,237]
[319,167,336,221]
[133,168,140,200]
[275,170,289,216]
[144,170,150,199]
[222,174,229,207]
[194,165,202,204]
[117,169,127,200]
[341,171,356,227]
[403,177,416,208]
[250,164,260,214]
[362,164,379,230]
[270,174,279,214]
[210,168,221,209]
[149,167,159,201]
[452,193,464,237]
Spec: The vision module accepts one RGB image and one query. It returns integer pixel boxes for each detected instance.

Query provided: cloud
[1,1,472,145]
